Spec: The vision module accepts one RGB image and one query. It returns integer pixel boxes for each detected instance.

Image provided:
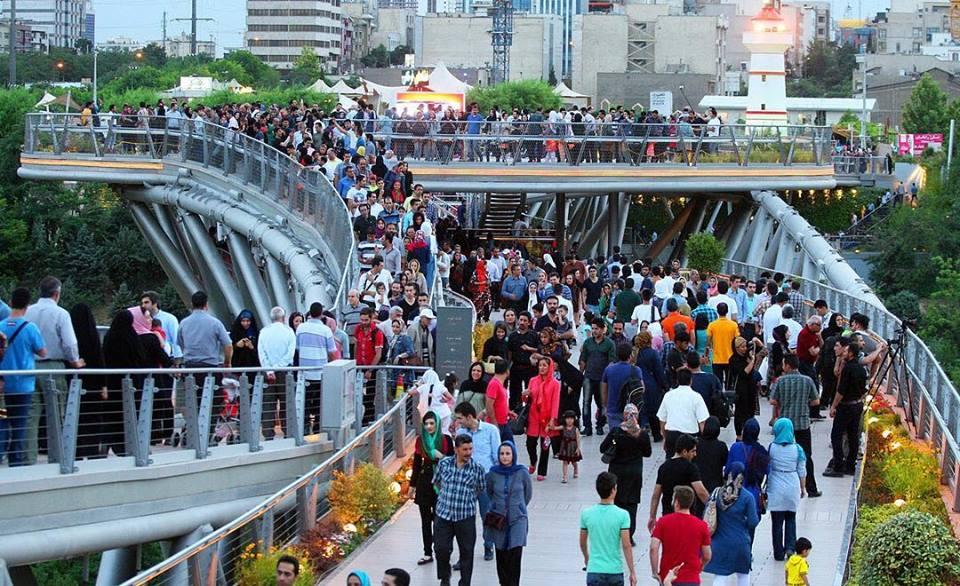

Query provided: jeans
[794,427,818,492]
[419,501,436,557]
[586,573,624,586]
[586,304,600,316]
[477,492,495,550]
[771,510,797,560]
[526,434,560,477]
[3,393,32,466]
[495,546,523,586]
[606,412,623,431]
[831,402,861,471]
[498,423,514,443]
[582,379,605,430]
[435,515,477,586]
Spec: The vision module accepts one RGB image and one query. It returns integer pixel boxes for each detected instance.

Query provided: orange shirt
[707,317,740,364]
[661,312,695,342]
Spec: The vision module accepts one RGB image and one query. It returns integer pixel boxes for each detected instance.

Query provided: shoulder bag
[483,473,515,531]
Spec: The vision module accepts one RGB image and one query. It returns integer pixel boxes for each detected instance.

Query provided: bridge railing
[722,259,960,583]
[22,113,357,318]
[116,376,420,586]
[832,155,889,176]
[371,120,835,167]
[0,363,426,474]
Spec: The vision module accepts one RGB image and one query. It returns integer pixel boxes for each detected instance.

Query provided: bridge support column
[129,203,203,308]
[705,200,724,233]
[167,524,214,586]
[556,192,567,255]
[722,204,753,263]
[227,230,273,327]
[646,203,695,265]
[265,254,296,313]
[577,203,612,259]
[614,192,630,255]
[744,210,774,266]
[95,546,138,586]
[673,199,707,263]
[181,212,245,318]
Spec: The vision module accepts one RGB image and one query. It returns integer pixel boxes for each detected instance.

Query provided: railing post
[184,374,199,451]
[135,376,155,467]
[285,372,305,446]
[196,375,215,459]
[258,509,275,552]
[121,375,139,458]
[58,377,83,474]
[297,478,319,536]
[374,369,388,418]
[201,123,210,167]
[393,406,407,458]
[248,374,265,453]
[238,373,252,445]
[371,426,385,468]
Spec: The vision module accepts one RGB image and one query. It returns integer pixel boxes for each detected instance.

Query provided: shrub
[884,290,921,323]
[328,463,400,528]
[882,442,941,501]
[235,547,316,586]
[684,232,725,275]
[859,510,960,586]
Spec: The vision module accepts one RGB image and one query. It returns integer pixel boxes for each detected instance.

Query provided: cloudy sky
[94,0,245,55]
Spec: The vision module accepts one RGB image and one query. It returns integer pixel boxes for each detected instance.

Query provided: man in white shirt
[656,369,710,457]
[258,306,297,440]
[631,289,661,327]
[781,304,803,350]
[707,279,739,321]
[763,292,789,346]
[323,150,341,180]
[486,254,503,309]
[378,306,404,343]
[297,303,338,434]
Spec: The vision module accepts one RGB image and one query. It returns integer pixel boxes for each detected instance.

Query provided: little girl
[557,410,583,483]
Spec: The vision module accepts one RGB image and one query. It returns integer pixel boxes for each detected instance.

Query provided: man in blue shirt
[500,263,528,314]
[337,165,357,199]
[601,343,644,429]
[0,288,47,466]
[0,300,9,322]
[465,105,484,161]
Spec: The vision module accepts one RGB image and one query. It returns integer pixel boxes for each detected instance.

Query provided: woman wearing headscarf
[70,303,108,458]
[410,369,454,432]
[101,310,146,456]
[372,154,389,180]
[599,403,652,544]
[725,417,769,542]
[457,361,488,415]
[703,461,760,585]
[767,417,807,561]
[471,254,492,321]
[409,409,454,566]
[230,309,260,369]
[346,570,372,586]
[769,324,792,384]
[482,322,510,362]
[532,327,567,366]
[633,331,668,443]
[484,440,533,586]
[817,313,846,414]
[523,357,561,481]
[136,314,174,445]
[728,336,762,438]
[694,416,729,494]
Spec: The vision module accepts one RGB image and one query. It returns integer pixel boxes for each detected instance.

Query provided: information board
[435,306,474,380]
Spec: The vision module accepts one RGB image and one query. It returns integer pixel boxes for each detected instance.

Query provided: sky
[93,0,245,56]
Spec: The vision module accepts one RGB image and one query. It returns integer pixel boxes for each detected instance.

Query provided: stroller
[212,377,242,445]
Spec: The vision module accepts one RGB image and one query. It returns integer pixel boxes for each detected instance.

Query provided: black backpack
[618,371,646,414]
[709,388,732,428]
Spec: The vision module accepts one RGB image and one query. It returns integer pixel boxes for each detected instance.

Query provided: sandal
[417,556,434,565]
[562,478,568,483]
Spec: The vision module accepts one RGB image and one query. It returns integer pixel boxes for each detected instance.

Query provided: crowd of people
[335,247,886,586]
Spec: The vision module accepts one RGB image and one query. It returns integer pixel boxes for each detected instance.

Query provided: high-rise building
[0,0,86,49]
[82,0,94,46]
[530,0,582,77]
[245,0,343,71]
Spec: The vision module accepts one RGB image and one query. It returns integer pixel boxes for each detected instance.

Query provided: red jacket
[526,359,561,438]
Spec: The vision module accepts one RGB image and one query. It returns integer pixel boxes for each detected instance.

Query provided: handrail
[120,391,415,585]
[22,113,357,316]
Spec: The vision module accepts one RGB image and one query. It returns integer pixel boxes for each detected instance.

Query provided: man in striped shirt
[296,302,338,434]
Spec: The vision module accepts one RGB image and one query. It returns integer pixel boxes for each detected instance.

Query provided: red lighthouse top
[753,3,784,22]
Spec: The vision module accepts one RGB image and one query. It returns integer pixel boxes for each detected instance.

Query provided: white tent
[308,78,333,93]
[338,94,359,109]
[553,82,591,107]
[428,62,472,94]
[359,78,402,108]
[330,79,363,96]
[34,91,83,111]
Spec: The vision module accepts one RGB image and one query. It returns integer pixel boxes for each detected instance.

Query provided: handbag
[483,474,515,531]
[601,438,617,464]
[510,403,529,436]
[759,478,768,515]
[703,488,721,535]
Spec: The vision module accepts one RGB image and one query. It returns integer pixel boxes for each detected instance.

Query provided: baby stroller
[212,377,241,445]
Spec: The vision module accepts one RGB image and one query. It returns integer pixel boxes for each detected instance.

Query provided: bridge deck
[323,399,851,585]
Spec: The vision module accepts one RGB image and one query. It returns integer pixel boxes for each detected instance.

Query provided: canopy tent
[338,94,359,109]
[553,82,591,107]
[359,78,401,108]
[428,62,472,95]
[330,79,363,96]
[308,78,333,93]
[34,91,83,112]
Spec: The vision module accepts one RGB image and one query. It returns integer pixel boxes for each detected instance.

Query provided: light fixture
[881,429,892,438]
[894,498,906,507]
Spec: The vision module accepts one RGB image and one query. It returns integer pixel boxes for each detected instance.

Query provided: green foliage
[859,511,960,586]
[141,43,168,69]
[684,232,725,275]
[289,47,324,86]
[467,80,561,112]
[881,443,942,501]
[903,74,950,136]
[200,88,336,112]
[328,463,400,527]
[787,41,855,97]
[361,44,410,68]
[790,187,876,234]
[884,290,921,322]
[236,548,316,586]
[918,257,960,382]
[223,50,281,88]
[32,543,166,585]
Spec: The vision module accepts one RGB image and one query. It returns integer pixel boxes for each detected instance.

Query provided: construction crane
[490,0,514,85]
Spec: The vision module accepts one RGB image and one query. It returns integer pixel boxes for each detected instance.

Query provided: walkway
[324,400,852,585]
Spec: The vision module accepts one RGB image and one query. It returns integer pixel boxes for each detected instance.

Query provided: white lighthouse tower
[743,0,792,126]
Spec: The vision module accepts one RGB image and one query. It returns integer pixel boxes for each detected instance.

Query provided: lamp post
[858,46,867,148]
[92,48,98,105]
[56,60,64,82]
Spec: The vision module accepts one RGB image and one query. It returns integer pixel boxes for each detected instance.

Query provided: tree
[388,45,410,66]
[74,38,93,55]
[141,43,167,69]
[288,46,323,85]
[684,232,726,275]
[467,79,561,112]
[902,74,949,135]
[224,50,280,88]
[361,45,390,68]
[788,40,856,97]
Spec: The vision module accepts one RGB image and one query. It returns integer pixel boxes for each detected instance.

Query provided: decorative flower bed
[237,459,415,579]
[846,394,960,585]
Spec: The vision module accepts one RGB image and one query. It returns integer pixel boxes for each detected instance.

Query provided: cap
[419,308,436,320]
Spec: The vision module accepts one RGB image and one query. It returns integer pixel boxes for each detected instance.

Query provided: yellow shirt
[707,317,739,364]
[786,554,808,585]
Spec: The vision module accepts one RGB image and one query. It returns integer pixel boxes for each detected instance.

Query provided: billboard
[897,133,943,156]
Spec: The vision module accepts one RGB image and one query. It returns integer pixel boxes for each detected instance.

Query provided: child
[557,410,582,483]
[785,537,812,585]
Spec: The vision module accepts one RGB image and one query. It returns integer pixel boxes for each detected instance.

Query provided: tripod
[871,326,913,426]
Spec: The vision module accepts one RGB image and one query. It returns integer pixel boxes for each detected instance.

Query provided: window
[761,103,767,110]
[762,74,767,82]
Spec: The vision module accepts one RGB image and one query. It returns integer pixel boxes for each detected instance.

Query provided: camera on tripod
[888,317,917,346]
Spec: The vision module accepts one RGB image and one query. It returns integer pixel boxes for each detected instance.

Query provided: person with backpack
[0,288,47,466]
[656,369,710,458]
[599,403,652,545]
[634,331,668,443]
[687,351,729,428]
[601,343,644,430]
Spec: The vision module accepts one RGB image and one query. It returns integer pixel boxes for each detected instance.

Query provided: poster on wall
[650,91,673,115]
[898,133,943,156]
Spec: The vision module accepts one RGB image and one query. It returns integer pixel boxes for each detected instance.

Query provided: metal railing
[371,121,835,167]
[722,259,960,581]
[0,363,426,474]
[832,155,889,175]
[22,113,357,318]
[118,382,419,585]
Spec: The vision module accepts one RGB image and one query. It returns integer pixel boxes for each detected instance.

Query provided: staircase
[834,198,896,250]
[480,192,526,238]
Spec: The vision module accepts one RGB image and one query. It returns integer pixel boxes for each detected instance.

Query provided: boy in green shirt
[579,471,637,586]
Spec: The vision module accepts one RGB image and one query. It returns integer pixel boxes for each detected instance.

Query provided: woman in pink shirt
[524,357,561,481]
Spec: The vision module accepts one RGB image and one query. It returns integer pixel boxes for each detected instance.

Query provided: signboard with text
[650,91,673,115]
[435,306,474,380]
[898,133,943,155]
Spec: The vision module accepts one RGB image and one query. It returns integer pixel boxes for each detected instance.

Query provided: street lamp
[55,60,64,82]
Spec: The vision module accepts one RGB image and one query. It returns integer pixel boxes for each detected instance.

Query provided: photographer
[728,336,765,439]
